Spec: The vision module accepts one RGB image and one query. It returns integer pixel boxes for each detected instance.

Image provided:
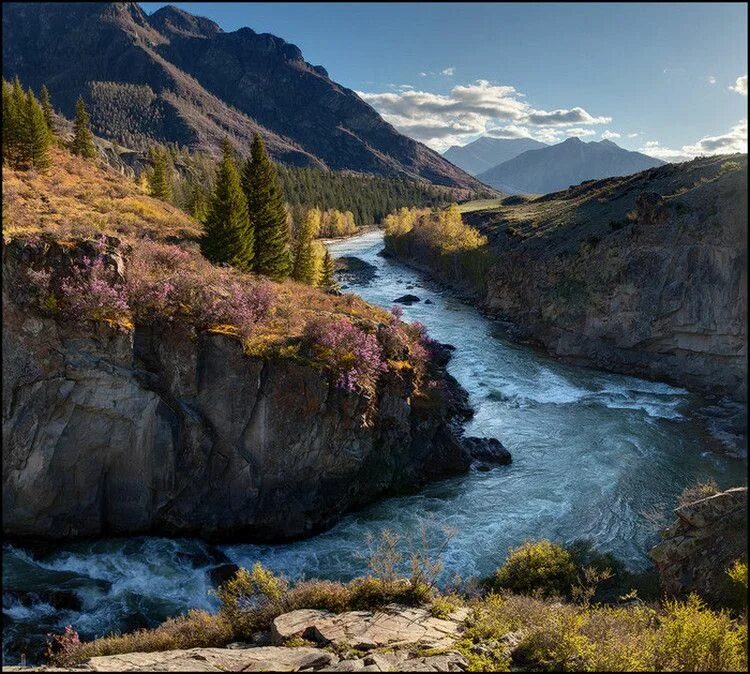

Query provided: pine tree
[201,138,254,270]
[6,77,27,165]
[71,96,96,158]
[39,84,55,136]
[2,79,20,165]
[319,248,339,292]
[24,88,51,170]
[243,133,291,280]
[147,146,173,201]
[292,207,321,285]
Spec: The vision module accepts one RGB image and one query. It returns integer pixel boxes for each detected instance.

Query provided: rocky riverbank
[385,156,748,403]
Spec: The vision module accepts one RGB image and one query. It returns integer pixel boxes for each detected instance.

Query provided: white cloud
[602,130,622,140]
[441,67,455,76]
[627,132,640,138]
[729,75,747,96]
[418,72,427,77]
[640,120,747,162]
[708,75,717,85]
[357,79,611,150]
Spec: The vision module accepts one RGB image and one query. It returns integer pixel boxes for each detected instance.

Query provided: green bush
[491,540,577,598]
[654,594,747,671]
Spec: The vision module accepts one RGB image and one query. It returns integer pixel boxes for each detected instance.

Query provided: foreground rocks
[2,239,472,540]
[6,605,470,672]
[650,486,748,605]
[271,604,469,650]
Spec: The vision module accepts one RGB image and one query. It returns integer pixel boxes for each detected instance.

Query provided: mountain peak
[598,139,620,148]
[563,136,583,144]
[148,4,223,39]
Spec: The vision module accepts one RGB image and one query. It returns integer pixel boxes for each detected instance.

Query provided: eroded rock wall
[2,240,470,540]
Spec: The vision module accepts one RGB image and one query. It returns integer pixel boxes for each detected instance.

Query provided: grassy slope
[2,148,391,349]
[462,154,747,250]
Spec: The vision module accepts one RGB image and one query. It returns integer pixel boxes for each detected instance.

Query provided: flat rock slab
[322,651,468,672]
[73,646,337,671]
[272,604,468,651]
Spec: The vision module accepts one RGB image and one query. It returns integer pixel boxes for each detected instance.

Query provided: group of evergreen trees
[201,134,303,282]
[200,135,340,288]
[2,78,53,170]
[2,76,98,169]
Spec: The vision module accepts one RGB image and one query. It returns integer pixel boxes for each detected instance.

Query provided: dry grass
[2,148,200,241]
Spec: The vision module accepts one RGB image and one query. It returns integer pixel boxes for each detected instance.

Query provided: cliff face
[395,156,747,400]
[2,240,471,541]
[650,487,747,606]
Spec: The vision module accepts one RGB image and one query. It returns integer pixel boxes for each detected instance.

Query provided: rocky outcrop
[271,604,469,650]
[2,240,472,540]
[649,487,748,606]
[390,156,748,402]
[479,158,748,400]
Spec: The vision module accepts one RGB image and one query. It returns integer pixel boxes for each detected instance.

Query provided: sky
[141,2,748,159]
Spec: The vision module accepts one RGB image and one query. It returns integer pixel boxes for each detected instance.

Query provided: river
[2,230,745,663]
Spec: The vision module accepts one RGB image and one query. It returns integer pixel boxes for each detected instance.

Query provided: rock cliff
[2,239,472,541]
[650,486,747,606]
[390,156,748,401]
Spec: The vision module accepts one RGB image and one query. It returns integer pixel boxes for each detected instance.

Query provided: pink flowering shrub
[22,236,274,341]
[59,253,129,322]
[126,240,274,339]
[46,626,81,666]
[304,316,386,392]
[377,308,432,383]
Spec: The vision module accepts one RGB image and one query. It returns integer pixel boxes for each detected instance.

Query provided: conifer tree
[24,88,51,170]
[319,248,339,292]
[201,138,254,270]
[6,78,27,165]
[71,96,96,158]
[243,133,291,280]
[2,79,20,164]
[292,207,321,285]
[39,84,55,136]
[147,146,173,201]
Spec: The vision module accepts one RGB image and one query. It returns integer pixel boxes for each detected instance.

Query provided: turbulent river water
[3,230,746,662]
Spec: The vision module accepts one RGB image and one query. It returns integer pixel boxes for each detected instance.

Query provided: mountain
[1,2,484,191]
[477,137,666,194]
[443,136,548,176]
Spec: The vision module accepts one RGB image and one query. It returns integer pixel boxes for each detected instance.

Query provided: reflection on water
[3,231,745,663]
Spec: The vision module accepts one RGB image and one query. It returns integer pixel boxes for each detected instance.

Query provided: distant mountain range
[475,137,666,194]
[2,2,484,192]
[443,137,548,176]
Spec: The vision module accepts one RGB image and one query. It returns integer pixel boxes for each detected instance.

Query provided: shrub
[47,611,232,667]
[677,479,719,507]
[303,316,385,392]
[654,594,748,671]
[726,560,748,611]
[719,160,741,175]
[58,248,129,324]
[491,540,577,598]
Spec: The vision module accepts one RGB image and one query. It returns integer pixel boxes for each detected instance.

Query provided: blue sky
[142,2,748,158]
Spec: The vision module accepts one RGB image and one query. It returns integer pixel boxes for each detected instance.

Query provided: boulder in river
[462,437,512,466]
[393,294,421,305]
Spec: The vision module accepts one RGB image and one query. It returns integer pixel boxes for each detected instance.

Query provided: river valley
[2,230,746,663]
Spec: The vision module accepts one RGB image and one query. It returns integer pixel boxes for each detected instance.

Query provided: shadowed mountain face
[2,2,483,190]
[443,137,548,176]
[477,137,665,194]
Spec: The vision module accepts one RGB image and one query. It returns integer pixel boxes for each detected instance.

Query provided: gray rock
[393,294,420,305]
[462,437,512,465]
